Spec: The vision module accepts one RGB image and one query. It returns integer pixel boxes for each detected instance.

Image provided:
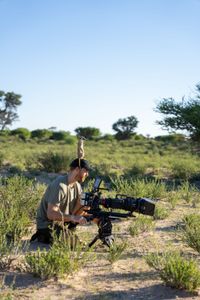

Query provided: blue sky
[1,0,200,136]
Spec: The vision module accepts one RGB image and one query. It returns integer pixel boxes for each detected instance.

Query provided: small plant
[178,182,200,207]
[153,203,170,220]
[25,234,91,279]
[145,251,200,292]
[182,214,200,253]
[167,191,180,209]
[107,241,127,264]
[0,232,22,270]
[129,215,155,237]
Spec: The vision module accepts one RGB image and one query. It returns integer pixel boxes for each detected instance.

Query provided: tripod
[88,216,114,248]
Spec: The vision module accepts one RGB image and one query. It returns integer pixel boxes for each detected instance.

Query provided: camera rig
[80,178,155,248]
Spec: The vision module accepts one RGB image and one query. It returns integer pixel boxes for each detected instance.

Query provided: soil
[1,202,200,300]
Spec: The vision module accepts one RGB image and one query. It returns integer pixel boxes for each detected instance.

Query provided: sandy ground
[0,203,200,300]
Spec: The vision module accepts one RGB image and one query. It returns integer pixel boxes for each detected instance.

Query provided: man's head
[69,158,90,183]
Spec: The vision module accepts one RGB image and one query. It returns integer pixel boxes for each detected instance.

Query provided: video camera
[80,178,155,247]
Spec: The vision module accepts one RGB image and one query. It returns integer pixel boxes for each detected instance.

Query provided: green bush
[0,232,22,270]
[182,214,200,253]
[178,181,200,206]
[65,136,76,145]
[155,134,186,143]
[153,203,170,220]
[38,151,73,172]
[51,131,70,141]
[0,129,11,136]
[167,191,180,209]
[124,162,146,178]
[11,128,31,140]
[101,134,115,141]
[112,177,167,199]
[107,241,127,264]
[0,152,4,167]
[170,159,199,180]
[0,176,45,242]
[31,129,52,139]
[129,215,154,237]
[25,234,91,279]
[145,251,200,292]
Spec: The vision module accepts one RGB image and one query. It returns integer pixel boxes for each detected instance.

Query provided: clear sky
[1,0,200,137]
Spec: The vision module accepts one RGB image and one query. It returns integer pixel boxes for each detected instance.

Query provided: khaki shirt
[36,174,82,229]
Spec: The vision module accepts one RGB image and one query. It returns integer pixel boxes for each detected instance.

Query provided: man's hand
[70,215,87,225]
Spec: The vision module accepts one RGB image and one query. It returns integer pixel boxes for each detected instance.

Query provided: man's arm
[47,203,87,225]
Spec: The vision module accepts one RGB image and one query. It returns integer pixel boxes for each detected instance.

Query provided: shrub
[129,215,154,237]
[38,151,73,172]
[178,181,200,206]
[0,176,45,242]
[65,136,76,145]
[170,159,199,180]
[167,191,180,209]
[0,129,11,136]
[51,131,70,141]
[31,129,52,139]
[155,134,186,143]
[25,234,91,279]
[0,152,4,167]
[0,232,22,270]
[107,241,127,264]
[145,251,200,292]
[153,203,170,220]
[10,128,31,140]
[182,214,200,253]
[111,177,167,199]
[102,134,115,141]
[124,162,146,178]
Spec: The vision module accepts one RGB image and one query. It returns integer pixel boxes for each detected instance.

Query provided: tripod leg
[88,234,100,248]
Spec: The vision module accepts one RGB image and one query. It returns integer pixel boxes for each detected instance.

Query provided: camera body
[81,178,155,217]
[81,178,155,247]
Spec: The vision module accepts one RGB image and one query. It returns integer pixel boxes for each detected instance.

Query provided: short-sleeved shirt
[36,174,82,229]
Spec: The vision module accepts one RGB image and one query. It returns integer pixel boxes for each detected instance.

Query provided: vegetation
[74,126,101,140]
[107,241,127,264]
[145,251,200,292]
[155,83,200,141]
[0,90,22,130]
[0,135,199,296]
[112,115,138,140]
[11,127,31,140]
[129,215,155,237]
[25,233,91,279]
[182,214,200,253]
[37,151,74,172]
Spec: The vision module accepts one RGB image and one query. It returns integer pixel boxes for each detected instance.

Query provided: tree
[0,90,22,130]
[51,130,70,141]
[155,83,200,141]
[31,129,52,139]
[74,127,101,140]
[112,115,138,140]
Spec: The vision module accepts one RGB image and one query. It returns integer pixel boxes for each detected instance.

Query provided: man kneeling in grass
[31,158,90,244]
